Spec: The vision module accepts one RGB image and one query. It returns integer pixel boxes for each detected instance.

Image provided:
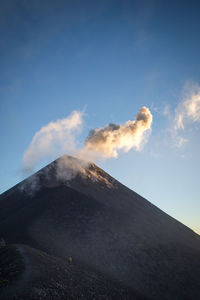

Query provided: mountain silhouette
[0,155,200,299]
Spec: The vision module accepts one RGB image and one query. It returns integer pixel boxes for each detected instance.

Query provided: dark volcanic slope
[0,244,142,300]
[0,155,200,299]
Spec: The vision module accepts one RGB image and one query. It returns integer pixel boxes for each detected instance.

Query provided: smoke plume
[80,106,152,159]
[23,110,83,172]
[23,107,152,173]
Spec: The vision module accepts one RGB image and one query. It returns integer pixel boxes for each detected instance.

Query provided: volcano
[0,155,200,299]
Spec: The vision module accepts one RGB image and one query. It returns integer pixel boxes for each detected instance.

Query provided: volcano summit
[0,156,200,299]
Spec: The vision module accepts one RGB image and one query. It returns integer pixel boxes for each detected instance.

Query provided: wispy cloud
[171,82,200,148]
[163,105,171,119]
[174,83,200,130]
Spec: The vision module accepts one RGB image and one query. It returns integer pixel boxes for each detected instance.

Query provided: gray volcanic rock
[0,244,142,300]
[0,155,200,299]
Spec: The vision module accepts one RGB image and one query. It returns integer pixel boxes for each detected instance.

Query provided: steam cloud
[81,106,152,159]
[23,110,83,172]
[23,106,152,171]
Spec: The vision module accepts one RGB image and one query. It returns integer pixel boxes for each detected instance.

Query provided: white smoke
[23,110,83,172]
[21,106,152,195]
[79,106,152,160]
[23,106,152,174]
[56,155,89,182]
[19,173,40,196]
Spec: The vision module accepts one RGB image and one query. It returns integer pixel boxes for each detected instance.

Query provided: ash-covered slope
[0,244,141,300]
[0,155,200,299]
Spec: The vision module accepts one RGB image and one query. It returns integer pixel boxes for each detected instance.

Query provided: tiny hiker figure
[68,256,72,263]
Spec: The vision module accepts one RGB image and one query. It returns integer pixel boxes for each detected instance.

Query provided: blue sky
[1,0,200,234]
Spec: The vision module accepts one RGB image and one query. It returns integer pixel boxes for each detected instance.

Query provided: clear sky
[1,0,200,234]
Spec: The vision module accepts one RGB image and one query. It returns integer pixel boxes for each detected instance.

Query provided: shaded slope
[0,244,145,300]
[0,156,200,299]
